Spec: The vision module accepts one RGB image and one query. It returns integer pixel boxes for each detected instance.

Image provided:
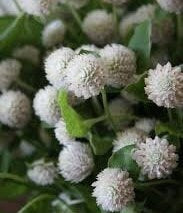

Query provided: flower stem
[167,109,173,123]
[85,115,106,127]
[16,79,36,93]
[66,3,82,29]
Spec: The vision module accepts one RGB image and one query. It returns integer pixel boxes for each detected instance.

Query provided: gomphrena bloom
[135,118,156,134]
[100,44,136,88]
[0,59,22,91]
[27,159,58,185]
[113,128,146,152]
[0,90,31,128]
[156,0,183,14]
[75,44,99,55]
[44,47,75,89]
[92,168,135,212]
[58,142,94,183]
[145,62,183,108]
[82,9,115,45]
[59,0,89,8]
[12,45,40,65]
[103,0,129,6]
[17,0,59,16]
[42,19,66,48]
[54,119,75,145]
[133,136,178,179]
[33,86,60,126]
[65,54,106,99]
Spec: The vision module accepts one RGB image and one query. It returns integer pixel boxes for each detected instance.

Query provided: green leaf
[18,194,55,213]
[89,133,113,155]
[128,20,152,73]
[0,149,11,172]
[108,145,140,179]
[58,90,90,137]
[125,73,148,102]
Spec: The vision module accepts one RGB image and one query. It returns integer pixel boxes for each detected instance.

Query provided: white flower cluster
[27,159,58,185]
[0,90,31,128]
[156,0,183,14]
[133,136,178,179]
[82,10,115,45]
[0,59,22,91]
[92,168,135,212]
[145,62,183,108]
[58,142,94,183]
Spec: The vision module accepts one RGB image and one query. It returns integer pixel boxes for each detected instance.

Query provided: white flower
[58,142,94,183]
[54,119,75,145]
[27,159,58,185]
[119,4,155,39]
[75,44,99,54]
[113,128,146,152]
[12,45,40,65]
[0,0,20,16]
[82,9,115,45]
[92,168,135,212]
[145,62,183,108]
[100,44,136,88]
[156,0,183,14]
[102,0,129,6]
[135,118,156,134]
[42,19,66,48]
[44,47,75,89]
[65,54,106,99]
[59,0,88,8]
[19,140,35,156]
[0,59,22,91]
[133,136,178,179]
[17,0,58,16]
[0,90,31,128]
[33,86,60,126]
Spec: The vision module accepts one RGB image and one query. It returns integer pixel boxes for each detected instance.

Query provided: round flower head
[75,44,99,55]
[100,44,136,88]
[42,19,66,48]
[58,142,94,183]
[113,128,146,152]
[27,159,58,185]
[0,90,31,128]
[102,0,129,6]
[19,140,35,156]
[92,168,135,212]
[54,119,75,145]
[65,54,106,99]
[44,47,75,89]
[135,118,156,134]
[17,0,58,16]
[156,0,183,14]
[33,86,60,126]
[12,45,40,65]
[0,59,22,91]
[82,10,115,45]
[59,0,88,8]
[145,62,183,108]
[133,136,178,179]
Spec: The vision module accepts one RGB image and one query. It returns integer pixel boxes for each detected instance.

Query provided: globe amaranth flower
[33,85,60,126]
[0,90,31,128]
[145,62,183,108]
[12,45,40,65]
[42,19,66,48]
[27,159,58,185]
[100,44,136,88]
[156,0,183,14]
[54,119,75,146]
[82,9,115,45]
[102,0,129,6]
[44,47,75,89]
[133,136,178,179]
[17,0,58,16]
[113,128,146,152]
[65,54,106,99]
[92,168,135,212]
[135,118,156,134]
[0,59,22,91]
[59,0,88,8]
[75,44,99,55]
[58,142,94,183]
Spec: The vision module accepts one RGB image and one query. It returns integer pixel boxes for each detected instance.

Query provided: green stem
[16,79,36,93]
[66,3,82,29]
[13,0,23,12]
[101,89,116,132]
[91,96,103,116]
[167,109,173,123]
[112,5,118,37]
[85,115,106,127]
